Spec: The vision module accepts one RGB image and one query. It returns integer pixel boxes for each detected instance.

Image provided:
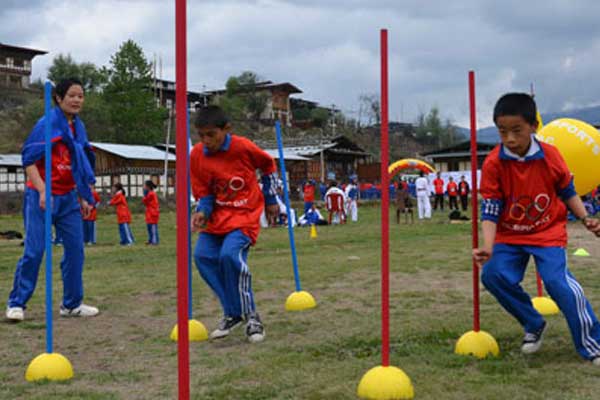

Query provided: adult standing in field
[6,78,99,322]
[447,176,459,210]
[415,171,431,219]
[432,172,445,211]
[458,175,470,211]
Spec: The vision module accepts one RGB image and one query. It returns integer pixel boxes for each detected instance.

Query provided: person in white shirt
[344,179,359,222]
[415,171,432,219]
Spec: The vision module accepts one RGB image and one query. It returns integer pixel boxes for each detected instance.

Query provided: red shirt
[109,192,132,224]
[433,178,444,194]
[142,190,160,224]
[303,183,315,203]
[190,134,276,244]
[459,181,469,196]
[83,190,101,221]
[447,181,458,196]
[480,142,572,247]
[26,138,76,194]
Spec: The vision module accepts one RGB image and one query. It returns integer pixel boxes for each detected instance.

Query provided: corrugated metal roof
[264,149,310,161]
[264,143,336,157]
[91,142,176,161]
[0,154,22,166]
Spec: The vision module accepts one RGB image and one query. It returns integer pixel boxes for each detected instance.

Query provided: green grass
[1,206,599,399]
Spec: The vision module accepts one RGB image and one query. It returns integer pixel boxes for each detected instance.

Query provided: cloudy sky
[2,0,600,127]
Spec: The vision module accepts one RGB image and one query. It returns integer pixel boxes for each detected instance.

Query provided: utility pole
[163,108,173,199]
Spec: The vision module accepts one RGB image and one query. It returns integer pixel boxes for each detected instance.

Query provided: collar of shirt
[500,134,544,162]
[203,133,232,156]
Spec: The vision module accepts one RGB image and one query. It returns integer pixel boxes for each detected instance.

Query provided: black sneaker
[209,316,243,340]
[245,313,265,343]
[521,321,546,354]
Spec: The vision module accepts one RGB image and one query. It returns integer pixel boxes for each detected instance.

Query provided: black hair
[53,78,84,106]
[113,182,126,196]
[419,171,424,177]
[194,105,229,129]
[493,93,537,125]
[144,180,156,190]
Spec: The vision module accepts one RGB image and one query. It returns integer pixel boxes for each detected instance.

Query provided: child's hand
[191,212,206,232]
[473,246,493,268]
[265,204,279,226]
[81,200,93,219]
[583,217,600,237]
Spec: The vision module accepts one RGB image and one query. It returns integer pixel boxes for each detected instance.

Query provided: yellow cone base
[357,365,414,400]
[285,291,317,311]
[170,319,209,342]
[574,248,590,257]
[455,330,500,359]
[26,353,74,382]
[532,296,559,316]
[310,225,318,239]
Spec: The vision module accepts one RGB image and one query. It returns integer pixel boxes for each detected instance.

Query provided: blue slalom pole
[187,105,193,319]
[44,81,53,354]
[275,121,302,292]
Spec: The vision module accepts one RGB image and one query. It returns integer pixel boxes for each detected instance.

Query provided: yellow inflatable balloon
[536,118,600,195]
[536,111,543,132]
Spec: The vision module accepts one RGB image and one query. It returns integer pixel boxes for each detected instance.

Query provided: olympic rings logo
[508,193,551,222]
[214,176,246,200]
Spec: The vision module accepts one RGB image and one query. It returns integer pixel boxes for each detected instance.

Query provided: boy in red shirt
[142,180,160,245]
[303,180,316,216]
[446,176,458,210]
[83,188,101,245]
[432,172,445,211]
[190,106,278,343]
[109,183,134,246]
[475,93,600,362]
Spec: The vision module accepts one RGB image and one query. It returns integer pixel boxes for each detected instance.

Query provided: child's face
[496,115,537,157]
[197,125,228,153]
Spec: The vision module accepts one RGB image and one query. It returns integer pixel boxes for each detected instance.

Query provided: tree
[358,94,380,126]
[48,54,106,92]
[217,71,268,122]
[415,107,460,148]
[102,40,167,144]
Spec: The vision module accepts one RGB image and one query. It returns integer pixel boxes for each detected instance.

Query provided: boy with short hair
[432,172,444,211]
[474,93,600,362]
[190,106,279,343]
[447,176,458,211]
[458,175,470,211]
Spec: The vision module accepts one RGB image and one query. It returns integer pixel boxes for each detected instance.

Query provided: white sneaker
[592,357,600,366]
[521,322,546,355]
[6,307,24,322]
[60,303,99,317]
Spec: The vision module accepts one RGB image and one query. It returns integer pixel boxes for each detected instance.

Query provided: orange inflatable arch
[388,158,436,179]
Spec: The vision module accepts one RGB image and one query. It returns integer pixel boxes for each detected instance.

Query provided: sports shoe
[521,321,546,354]
[246,313,265,343]
[592,357,600,366]
[6,307,24,322]
[209,316,243,340]
[60,303,99,317]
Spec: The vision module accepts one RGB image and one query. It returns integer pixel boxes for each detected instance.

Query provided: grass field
[1,206,599,400]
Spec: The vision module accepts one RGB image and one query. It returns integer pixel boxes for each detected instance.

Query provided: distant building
[0,154,24,192]
[0,43,47,89]
[204,81,302,126]
[422,141,496,172]
[150,78,204,113]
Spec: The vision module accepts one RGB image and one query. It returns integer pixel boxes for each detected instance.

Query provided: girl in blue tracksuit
[6,78,99,322]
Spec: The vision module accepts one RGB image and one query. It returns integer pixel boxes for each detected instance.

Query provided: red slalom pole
[175,0,190,398]
[536,271,544,297]
[380,28,390,367]
[468,70,480,333]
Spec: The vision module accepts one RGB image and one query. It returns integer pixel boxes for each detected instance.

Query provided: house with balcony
[0,43,47,89]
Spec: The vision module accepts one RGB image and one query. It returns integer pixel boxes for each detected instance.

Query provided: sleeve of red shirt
[245,139,276,175]
[190,144,212,200]
[547,145,576,200]
[480,154,504,223]
[109,193,122,206]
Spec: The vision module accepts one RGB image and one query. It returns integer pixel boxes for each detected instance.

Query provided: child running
[190,106,279,343]
[142,180,160,245]
[109,183,134,246]
[474,93,600,362]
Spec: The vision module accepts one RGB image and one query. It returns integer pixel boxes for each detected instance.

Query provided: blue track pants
[118,223,134,245]
[8,189,85,310]
[194,229,254,318]
[482,244,600,360]
[83,220,96,244]
[146,223,159,244]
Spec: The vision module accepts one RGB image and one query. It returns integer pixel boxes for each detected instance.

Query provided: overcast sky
[2,0,600,127]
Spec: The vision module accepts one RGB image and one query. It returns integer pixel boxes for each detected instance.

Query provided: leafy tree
[310,108,330,128]
[102,40,166,144]
[415,107,459,147]
[217,71,268,122]
[48,54,106,92]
